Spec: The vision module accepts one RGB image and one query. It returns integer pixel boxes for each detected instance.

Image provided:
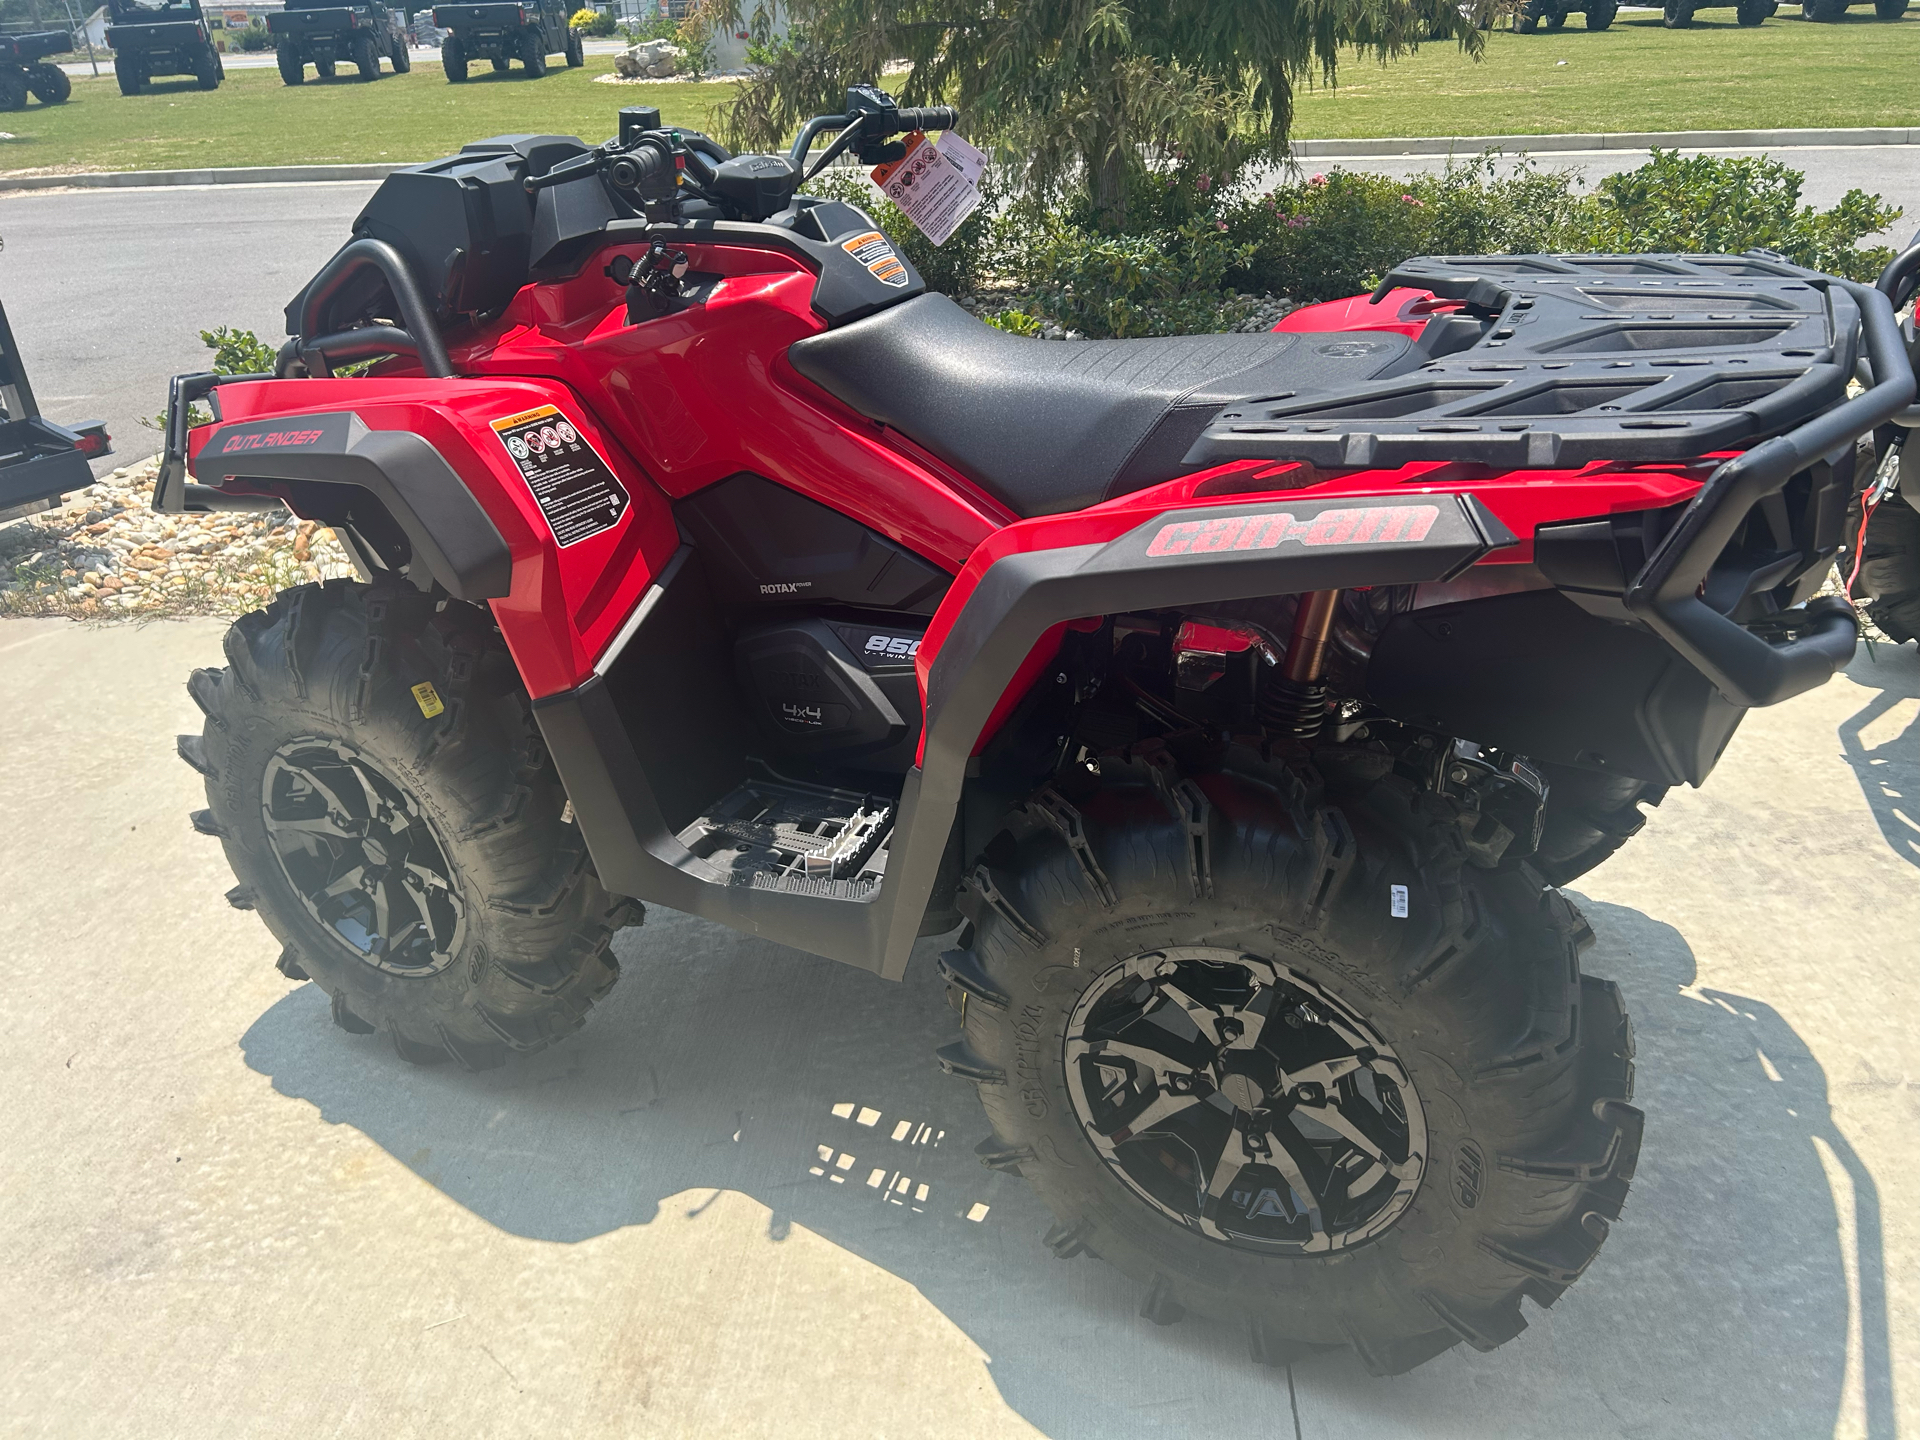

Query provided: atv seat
[787,293,1414,518]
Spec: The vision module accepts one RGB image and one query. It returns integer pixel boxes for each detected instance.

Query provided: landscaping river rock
[0,458,355,618]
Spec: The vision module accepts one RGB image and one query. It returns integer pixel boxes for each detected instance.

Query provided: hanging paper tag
[870,130,983,248]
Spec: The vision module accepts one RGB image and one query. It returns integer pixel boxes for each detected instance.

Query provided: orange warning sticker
[841,230,910,288]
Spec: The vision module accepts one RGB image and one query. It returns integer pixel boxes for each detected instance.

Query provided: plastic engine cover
[734,617,926,771]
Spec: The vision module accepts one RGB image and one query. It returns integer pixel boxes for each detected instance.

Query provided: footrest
[677,775,894,897]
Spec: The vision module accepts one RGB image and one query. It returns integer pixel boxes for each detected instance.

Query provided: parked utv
[160,86,1913,1377]
[1802,0,1907,16]
[105,0,222,93]
[1661,0,1778,24]
[1514,0,1617,31]
[432,0,579,79]
[0,32,73,110]
[269,0,410,83]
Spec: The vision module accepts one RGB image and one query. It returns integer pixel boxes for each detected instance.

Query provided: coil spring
[1259,675,1329,740]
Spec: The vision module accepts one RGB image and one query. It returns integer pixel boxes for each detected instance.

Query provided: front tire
[1845,492,1920,642]
[565,26,584,65]
[390,35,411,71]
[195,46,221,89]
[183,582,635,1069]
[941,746,1642,1374]
[114,54,144,94]
[1875,0,1907,17]
[1586,1,1618,26]
[1663,0,1694,24]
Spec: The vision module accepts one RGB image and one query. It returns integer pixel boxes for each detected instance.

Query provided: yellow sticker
[411,681,445,719]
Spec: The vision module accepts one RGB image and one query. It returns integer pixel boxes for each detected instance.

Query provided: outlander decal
[219,427,326,453]
[490,404,629,548]
[1144,504,1440,558]
[840,230,910,288]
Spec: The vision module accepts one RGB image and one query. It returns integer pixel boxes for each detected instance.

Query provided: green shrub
[1007,214,1258,338]
[1218,157,1585,303]
[1570,148,1899,283]
[235,18,270,51]
[570,6,616,34]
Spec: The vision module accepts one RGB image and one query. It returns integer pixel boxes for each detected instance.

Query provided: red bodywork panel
[190,244,1706,729]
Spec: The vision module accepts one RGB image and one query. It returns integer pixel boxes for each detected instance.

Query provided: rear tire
[1586,1,1618,26]
[565,27,584,65]
[1844,493,1920,643]
[492,55,511,72]
[521,30,547,76]
[1663,0,1694,25]
[1546,8,1568,26]
[1531,762,1668,886]
[114,54,144,95]
[184,582,636,1069]
[277,41,305,82]
[195,47,220,89]
[352,32,380,79]
[0,71,27,111]
[1875,0,1907,17]
[1736,0,1770,20]
[391,35,411,71]
[1804,0,1848,18]
[27,63,70,103]
[442,33,466,80]
[315,55,336,77]
[943,745,1642,1374]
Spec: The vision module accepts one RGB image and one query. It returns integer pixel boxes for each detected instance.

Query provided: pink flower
[1216,220,1229,231]
[1287,215,1308,229]
[1308,173,1327,188]
[1196,174,1212,193]
[1400,193,1425,207]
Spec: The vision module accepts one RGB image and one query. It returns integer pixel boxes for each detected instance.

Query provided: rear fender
[185,376,679,697]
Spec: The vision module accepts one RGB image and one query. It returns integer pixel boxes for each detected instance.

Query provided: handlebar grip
[894,106,958,134]
[607,144,672,192]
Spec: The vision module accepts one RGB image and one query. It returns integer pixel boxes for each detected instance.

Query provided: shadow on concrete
[1838,642,1920,870]
[241,896,1885,1439]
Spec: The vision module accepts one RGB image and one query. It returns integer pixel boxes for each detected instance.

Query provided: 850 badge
[490,405,629,547]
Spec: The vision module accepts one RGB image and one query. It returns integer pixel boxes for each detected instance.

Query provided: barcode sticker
[1390,884,1409,919]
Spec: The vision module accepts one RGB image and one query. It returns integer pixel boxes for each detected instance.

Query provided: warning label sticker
[490,404,629,548]
[840,230,911,288]
[870,131,984,248]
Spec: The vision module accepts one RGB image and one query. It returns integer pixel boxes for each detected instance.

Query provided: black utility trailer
[269,0,410,83]
[0,300,110,523]
[105,0,222,94]
[431,0,579,81]
[0,32,73,111]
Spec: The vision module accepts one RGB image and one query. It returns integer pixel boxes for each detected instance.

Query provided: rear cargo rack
[1185,253,1863,472]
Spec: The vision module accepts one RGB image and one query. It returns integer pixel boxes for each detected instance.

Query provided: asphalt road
[0,141,1915,478]
[2,617,1914,1438]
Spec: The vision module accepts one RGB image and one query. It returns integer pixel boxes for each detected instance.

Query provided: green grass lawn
[0,62,737,176]
[2,11,1918,176]
[1291,9,1920,137]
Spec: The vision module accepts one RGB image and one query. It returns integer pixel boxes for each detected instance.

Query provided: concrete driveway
[0,616,1915,1439]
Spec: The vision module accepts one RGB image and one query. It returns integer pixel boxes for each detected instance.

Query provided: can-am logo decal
[1144,504,1439,558]
[841,230,910,288]
[220,427,325,453]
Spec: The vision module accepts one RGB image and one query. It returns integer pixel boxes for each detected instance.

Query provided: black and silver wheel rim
[261,738,465,977]
[1064,948,1427,1255]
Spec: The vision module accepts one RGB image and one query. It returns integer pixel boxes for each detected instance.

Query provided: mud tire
[184,581,635,1069]
[942,745,1642,1374]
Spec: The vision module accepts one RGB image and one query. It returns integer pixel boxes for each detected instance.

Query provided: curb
[2,126,1916,192]
[0,162,407,192]
[1290,126,1920,157]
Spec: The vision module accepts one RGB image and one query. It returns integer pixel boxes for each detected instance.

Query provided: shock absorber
[1260,589,1341,740]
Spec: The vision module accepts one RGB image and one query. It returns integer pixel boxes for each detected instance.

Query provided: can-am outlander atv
[159,89,1914,1375]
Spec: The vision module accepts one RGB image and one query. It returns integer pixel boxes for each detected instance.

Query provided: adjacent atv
[269,0,410,83]
[0,32,74,110]
[432,0,578,80]
[1514,0,1618,31]
[158,86,1912,1376]
[105,0,222,93]
[0,296,111,521]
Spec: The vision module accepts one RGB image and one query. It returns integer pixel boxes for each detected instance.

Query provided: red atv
[159,89,1914,1374]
